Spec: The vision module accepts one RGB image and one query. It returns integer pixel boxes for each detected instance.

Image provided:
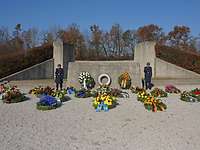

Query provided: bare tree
[110,24,123,56]
[90,24,104,56]
[22,28,39,48]
[122,29,139,55]
[137,24,163,42]
[168,25,191,46]
[60,24,86,59]
[0,26,10,43]
[13,24,22,38]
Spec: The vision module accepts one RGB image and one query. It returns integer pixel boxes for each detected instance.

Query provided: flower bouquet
[118,72,131,89]
[130,86,145,94]
[0,84,5,100]
[79,72,95,90]
[180,89,200,102]
[110,88,129,98]
[89,85,110,98]
[51,90,67,102]
[91,85,130,98]
[110,88,122,97]
[190,88,200,97]
[165,85,181,94]
[93,93,117,112]
[144,96,167,112]
[137,90,167,112]
[36,95,62,111]
[0,84,5,93]
[137,91,150,102]
[75,88,92,98]
[2,86,28,103]
[0,82,13,100]
[29,86,54,97]
[150,88,168,98]
[95,85,111,94]
[66,87,76,95]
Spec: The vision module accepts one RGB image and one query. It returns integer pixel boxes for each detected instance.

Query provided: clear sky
[0,0,199,36]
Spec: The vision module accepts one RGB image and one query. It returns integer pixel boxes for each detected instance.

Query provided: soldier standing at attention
[55,64,64,90]
[144,62,152,90]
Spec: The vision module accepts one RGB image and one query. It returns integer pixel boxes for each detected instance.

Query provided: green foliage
[2,93,28,103]
[180,89,200,102]
[150,88,168,98]
[1,85,29,103]
[29,86,54,97]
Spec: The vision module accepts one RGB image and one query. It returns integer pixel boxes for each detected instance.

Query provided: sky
[0,0,200,36]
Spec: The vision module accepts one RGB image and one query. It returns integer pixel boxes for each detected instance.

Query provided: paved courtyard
[0,81,200,150]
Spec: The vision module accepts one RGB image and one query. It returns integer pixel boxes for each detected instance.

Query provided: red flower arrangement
[165,84,181,94]
[191,88,200,96]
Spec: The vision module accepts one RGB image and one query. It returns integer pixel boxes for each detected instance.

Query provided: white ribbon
[83,78,88,90]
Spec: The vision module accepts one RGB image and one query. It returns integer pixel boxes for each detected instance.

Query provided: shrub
[155,44,200,74]
[0,44,53,78]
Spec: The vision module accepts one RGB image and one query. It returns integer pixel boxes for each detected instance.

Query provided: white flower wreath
[78,72,95,89]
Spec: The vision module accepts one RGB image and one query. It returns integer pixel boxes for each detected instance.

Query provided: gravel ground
[0,81,200,150]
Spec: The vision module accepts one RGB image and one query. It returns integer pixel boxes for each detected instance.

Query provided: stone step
[152,78,200,86]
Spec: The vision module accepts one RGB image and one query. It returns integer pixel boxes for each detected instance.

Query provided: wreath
[1,85,28,103]
[78,72,95,90]
[36,95,62,111]
[98,74,111,86]
[131,86,145,94]
[180,89,200,102]
[118,72,131,89]
[66,87,76,95]
[75,88,92,98]
[150,88,168,98]
[110,88,129,98]
[51,90,67,102]
[165,85,181,94]
[137,91,150,102]
[29,86,54,97]
[144,97,167,112]
[93,93,117,112]
[137,90,167,112]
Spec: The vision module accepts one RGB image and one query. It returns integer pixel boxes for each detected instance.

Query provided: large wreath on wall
[98,74,111,86]
[118,72,132,89]
[78,72,95,90]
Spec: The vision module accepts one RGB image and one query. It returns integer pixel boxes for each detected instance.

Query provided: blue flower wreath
[39,95,57,106]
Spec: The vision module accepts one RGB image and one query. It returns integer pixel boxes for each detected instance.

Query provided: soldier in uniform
[55,64,64,90]
[144,62,152,90]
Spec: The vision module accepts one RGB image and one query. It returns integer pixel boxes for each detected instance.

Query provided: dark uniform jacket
[55,68,64,84]
[144,66,152,82]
